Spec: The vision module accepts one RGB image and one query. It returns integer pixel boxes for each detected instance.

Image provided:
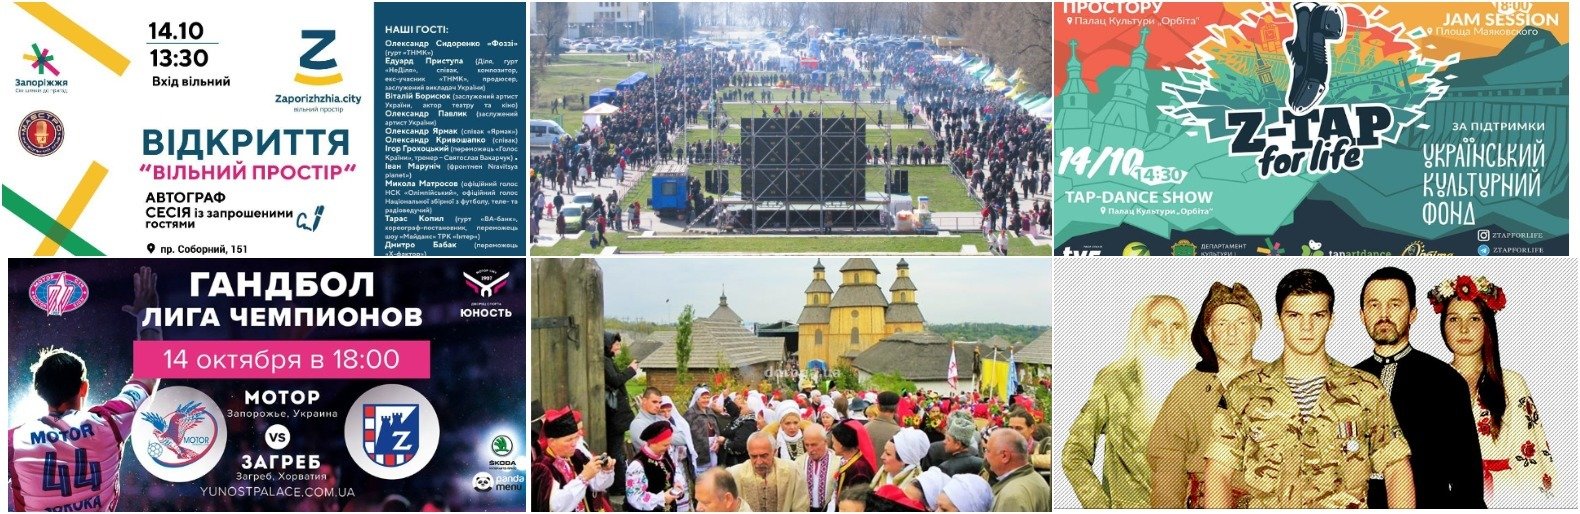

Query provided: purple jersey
[9,382,149,512]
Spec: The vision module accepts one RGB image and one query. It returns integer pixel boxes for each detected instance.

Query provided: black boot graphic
[1285,2,1345,112]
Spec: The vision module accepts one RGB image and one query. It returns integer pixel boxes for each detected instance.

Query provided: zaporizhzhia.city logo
[296,30,342,85]
[1161,3,1452,179]
[29,271,88,316]
[364,404,421,467]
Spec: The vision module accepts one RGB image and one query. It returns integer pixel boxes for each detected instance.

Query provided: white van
[529,119,566,147]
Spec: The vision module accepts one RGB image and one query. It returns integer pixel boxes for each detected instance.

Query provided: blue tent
[588,87,618,107]
[616,71,648,92]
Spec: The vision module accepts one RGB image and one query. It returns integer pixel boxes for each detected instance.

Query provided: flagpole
[1007,347,1016,402]
[991,346,999,398]
[947,341,958,393]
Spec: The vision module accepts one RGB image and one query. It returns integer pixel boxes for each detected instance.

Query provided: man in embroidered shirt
[794,424,836,510]
[1203,268,1416,508]
[1351,267,1485,508]
[725,432,808,512]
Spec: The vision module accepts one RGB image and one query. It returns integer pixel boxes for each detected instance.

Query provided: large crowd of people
[533,334,1054,512]
[531,32,1055,244]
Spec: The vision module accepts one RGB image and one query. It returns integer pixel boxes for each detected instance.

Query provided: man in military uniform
[1201,269,1417,508]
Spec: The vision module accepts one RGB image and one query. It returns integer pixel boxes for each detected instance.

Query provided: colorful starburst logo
[25,43,58,76]
[1257,237,1285,256]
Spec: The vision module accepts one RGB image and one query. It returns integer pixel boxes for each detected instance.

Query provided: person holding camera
[532,407,617,512]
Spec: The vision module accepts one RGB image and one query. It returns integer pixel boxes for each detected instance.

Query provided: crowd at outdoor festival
[532,335,1054,512]
[529,30,1051,241]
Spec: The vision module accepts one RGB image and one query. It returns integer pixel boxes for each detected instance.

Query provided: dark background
[9,258,526,511]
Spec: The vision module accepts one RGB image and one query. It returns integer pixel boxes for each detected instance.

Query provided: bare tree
[921,3,1051,93]
[783,3,807,32]
[534,2,569,59]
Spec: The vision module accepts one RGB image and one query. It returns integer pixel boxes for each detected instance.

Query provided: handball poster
[6,259,526,511]
[1054,2,1569,256]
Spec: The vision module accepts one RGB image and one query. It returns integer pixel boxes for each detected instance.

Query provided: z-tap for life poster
[1054,1,1568,257]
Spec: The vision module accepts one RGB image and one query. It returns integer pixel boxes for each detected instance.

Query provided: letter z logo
[392,431,412,451]
[296,30,341,85]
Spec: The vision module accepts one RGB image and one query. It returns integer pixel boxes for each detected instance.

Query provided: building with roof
[1016,330,1052,368]
[708,289,742,323]
[977,331,1054,399]
[639,293,784,393]
[797,258,930,369]
[851,331,973,392]
[886,260,925,334]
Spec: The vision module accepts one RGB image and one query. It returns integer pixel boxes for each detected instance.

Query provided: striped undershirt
[1284,376,1326,418]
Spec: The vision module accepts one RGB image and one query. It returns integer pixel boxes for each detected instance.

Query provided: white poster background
[1,0,372,256]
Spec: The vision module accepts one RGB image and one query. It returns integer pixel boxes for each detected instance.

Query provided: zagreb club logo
[464,269,510,298]
[344,384,440,480]
[28,271,88,316]
[363,404,420,467]
[132,386,227,482]
[18,110,64,156]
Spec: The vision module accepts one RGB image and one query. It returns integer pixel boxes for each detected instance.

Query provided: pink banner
[133,340,430,379]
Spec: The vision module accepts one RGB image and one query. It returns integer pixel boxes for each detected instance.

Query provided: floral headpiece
[1428,275,1506,313]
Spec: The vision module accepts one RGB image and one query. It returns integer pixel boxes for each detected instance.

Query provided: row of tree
[530,3,1053,94]
[929,323,1049,346]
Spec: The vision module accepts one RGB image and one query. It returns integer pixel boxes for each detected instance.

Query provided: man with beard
[1350,267,1485,508]
[1063,295,1195,508]
[726,432,809,512]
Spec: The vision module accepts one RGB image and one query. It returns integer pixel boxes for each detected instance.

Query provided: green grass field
[623,164,974,213]
[716,103,906,124]
[530,231,1050,256]
[530,55,660,134]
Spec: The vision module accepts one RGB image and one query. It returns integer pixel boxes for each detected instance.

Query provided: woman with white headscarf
[682,386,723,475]
[659,396,698,477]
[771,403,807,461]
[938,473,994,512]
[871,427,929,489]
[818,402,841,431]
[905,467,951,511]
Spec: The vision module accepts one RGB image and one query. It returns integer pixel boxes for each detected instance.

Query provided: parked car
[570,194,597,211]
[529,120,566,147]
[560,206,585,232]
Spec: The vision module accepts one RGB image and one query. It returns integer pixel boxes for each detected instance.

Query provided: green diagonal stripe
[3,186,105,256]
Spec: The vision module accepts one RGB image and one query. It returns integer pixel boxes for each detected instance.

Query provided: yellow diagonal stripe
[35,161,108,256]
[16,2,129,75]
[294,72,344,86]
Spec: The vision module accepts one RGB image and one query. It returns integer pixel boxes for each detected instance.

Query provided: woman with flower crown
[1432,275,1558,508]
